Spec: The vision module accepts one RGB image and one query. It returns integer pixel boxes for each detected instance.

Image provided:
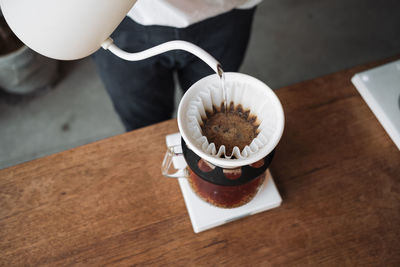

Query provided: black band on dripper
[181,138,274,186]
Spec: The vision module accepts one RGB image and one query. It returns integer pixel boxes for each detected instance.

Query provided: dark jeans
[93,8,256,131]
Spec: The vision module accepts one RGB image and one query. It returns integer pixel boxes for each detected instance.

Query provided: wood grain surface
[1,57,400,266]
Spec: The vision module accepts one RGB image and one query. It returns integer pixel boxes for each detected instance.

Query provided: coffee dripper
[162,72,285,208]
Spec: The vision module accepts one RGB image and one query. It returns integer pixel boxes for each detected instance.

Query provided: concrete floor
[1,0,400,169]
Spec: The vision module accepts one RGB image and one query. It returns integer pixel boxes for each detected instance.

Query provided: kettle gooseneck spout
[101,38,222,76]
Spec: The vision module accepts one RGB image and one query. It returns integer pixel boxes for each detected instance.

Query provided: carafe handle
[161,145,188,178]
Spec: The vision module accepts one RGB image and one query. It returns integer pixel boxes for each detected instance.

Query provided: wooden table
[1,58,400,266]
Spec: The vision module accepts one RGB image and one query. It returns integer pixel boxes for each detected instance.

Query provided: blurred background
[1,0,400,169]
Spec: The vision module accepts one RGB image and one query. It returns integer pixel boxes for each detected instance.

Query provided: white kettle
[0,0,137,60]
[0,0,221,74]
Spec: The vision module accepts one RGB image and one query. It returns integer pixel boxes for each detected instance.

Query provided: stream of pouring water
[217,65,228,115]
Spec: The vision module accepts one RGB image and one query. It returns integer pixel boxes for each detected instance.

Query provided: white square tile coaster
[351,59,400,150]
[166,133,282,233]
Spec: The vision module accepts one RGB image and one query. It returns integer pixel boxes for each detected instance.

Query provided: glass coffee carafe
[162,138,275,208]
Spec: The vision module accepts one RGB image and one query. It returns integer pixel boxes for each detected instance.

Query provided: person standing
[93,0,261,131]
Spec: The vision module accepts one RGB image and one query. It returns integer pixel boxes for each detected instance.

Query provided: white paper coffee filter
[178,72,284,168]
